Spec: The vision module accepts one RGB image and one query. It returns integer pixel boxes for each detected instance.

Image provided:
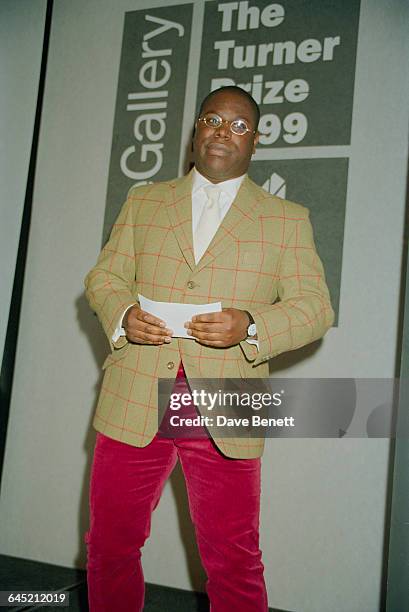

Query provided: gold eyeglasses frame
[197,113,256,136]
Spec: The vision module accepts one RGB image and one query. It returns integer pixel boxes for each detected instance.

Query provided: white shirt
[112,168,258,347]
[191,168,245,245]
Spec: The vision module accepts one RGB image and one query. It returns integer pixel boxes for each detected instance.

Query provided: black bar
[0,0,54,492]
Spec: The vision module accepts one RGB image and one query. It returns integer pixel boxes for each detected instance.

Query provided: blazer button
[167,361,175,370]
[187,281,196,289]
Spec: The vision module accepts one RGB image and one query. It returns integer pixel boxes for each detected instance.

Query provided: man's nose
[214,120,231,138]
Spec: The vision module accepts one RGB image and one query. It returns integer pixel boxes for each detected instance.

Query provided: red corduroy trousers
[86,364,268,612]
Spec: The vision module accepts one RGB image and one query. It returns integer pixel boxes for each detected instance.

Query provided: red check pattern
[84,171,334,458]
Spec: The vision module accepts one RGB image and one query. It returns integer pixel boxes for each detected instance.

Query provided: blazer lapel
[165,171,195,271]
[194,175,267,273]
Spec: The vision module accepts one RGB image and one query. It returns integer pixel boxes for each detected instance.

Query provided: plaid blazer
[84,170,334,458]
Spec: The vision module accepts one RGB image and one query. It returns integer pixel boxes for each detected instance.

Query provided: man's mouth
[206,142,231,155]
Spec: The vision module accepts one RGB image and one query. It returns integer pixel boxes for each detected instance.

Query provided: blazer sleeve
[240,207,334,366]
[84,188,138,350]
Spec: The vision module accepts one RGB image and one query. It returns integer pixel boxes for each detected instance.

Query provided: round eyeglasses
[197,113,256,136]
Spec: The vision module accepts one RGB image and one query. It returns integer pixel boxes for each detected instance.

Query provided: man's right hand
[123,305,173,345]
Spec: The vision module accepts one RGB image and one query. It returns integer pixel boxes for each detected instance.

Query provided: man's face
[193,90,259,183]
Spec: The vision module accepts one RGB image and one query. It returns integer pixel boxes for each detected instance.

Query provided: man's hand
[184,308,250,348]
[123,305,173,345]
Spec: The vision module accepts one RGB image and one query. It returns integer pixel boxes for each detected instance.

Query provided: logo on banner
[263,172,286,198]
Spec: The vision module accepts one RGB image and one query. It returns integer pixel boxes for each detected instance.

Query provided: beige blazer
[85,171,334,458]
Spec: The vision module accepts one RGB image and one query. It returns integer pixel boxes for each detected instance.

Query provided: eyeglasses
[197,113,256,136]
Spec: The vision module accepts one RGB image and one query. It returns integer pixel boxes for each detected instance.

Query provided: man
[84,86,334,611]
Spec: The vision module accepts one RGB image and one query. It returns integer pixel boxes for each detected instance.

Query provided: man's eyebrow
[203,109,253,122]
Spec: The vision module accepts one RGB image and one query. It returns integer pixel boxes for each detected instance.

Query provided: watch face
[247,323,257,337]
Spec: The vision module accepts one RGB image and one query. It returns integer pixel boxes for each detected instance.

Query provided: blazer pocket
[102,343,130,370]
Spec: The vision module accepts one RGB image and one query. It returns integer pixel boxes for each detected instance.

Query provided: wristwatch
[244,311,257,337]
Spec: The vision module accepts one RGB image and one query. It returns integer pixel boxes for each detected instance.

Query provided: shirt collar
[192,167,246,199]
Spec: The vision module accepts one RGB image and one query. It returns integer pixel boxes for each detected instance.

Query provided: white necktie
[194,186,221,263]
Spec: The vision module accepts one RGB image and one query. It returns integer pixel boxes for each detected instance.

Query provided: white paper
[138,294,222,339]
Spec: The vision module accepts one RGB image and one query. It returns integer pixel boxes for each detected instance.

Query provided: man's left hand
[185,308,249,347]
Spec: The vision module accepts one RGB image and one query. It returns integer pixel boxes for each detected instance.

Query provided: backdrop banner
[197,0,360,146]
[103,4,194,243]
[103,0,361,324]
[248,157,349,324]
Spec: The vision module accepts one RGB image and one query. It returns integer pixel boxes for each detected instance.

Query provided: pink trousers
[86,367,268,612]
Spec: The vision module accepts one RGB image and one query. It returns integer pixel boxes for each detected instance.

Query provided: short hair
[198,86,260,130]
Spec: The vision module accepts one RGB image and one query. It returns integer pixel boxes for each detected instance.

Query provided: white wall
[0,0,47,359]
[0,1,408,611]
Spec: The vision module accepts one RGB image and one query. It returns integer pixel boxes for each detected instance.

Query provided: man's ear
[252,131,259,154]
[192,121,198,138]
